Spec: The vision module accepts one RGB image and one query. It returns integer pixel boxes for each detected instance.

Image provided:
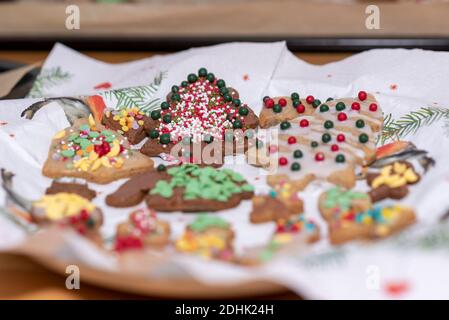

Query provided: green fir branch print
[100,70,167,115]
[28,67,73,98]
[380,107,449,144]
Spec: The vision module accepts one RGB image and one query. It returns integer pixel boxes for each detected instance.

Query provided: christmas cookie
[367,161,420,202]
[140,68,259,164]
[328,205,416,245]
[45,180,97,200]
[31,192,103,243]
[42,115,154,184]
[175,215,235,261]
[251,91,382,191]
[114,209,170,252]
[106,163,254,212]
[250,183,303,223]
[240,215,319,265]
[102,107,152,145]
[318,186,372,221]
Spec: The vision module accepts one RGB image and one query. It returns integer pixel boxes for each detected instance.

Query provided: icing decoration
[107,107,145,133]
[371,162,418,188]
[190,215,229,232]
[149,164,254,201]
[323,187,369,212]
[51,115,127,171]
[176,214,234,260]
[341,205,410,236]
[33,193,96,221]
[152,68,253,144]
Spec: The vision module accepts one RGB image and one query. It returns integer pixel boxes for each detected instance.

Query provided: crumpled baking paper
[2,42,449,299]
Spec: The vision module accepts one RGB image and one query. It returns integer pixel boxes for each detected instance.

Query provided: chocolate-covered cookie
[140,68,259,166]
[46,181,97,200]
[367,161,420,202]
[106,163,254,212]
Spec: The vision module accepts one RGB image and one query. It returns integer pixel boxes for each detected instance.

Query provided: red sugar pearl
[315,152,325,161]
[351,102,361,111]
[265,98,275,108]
[337,134,346,142]
[331,144,339,152]
[358,91,367,101]
[296,104,306,113]
[299,119,309,127]
[278,98,287,107]
[337,112,347,121]
[288,136,297,144]
[279,157,288,166]
[369,103,378,112]
[306,95,315,104]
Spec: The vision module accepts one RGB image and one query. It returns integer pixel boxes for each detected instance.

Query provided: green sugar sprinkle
[149,164,253,201]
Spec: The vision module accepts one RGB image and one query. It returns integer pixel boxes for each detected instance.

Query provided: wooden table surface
[0,50,351,300]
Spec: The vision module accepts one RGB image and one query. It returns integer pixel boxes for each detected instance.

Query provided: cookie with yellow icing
[30,192,103,243]
[366,161,420,202]
[42,115,154,184]
[102,107,152,145]
[175,215,235,261]
[327,205,416,245]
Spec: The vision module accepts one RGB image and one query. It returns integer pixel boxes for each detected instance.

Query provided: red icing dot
[288,136,297,144]
[299,119,309,127]
[351,102,361,110]
[369,103,378,112]
[337,112,347,121]
[337,134,345,142]
[306,95,314,104]
[279,157,288,166]
[265,98,275,108]
[315,152,325,161]
[331,144,339,152]
[358,91,367,101]
[296,104,305,113]
[80,209,89,221]
[278,98,287,107]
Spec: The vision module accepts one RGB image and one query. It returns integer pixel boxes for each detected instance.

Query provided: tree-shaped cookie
[250,91,383,191]
[42,115,154,184]
[140,68,259,165]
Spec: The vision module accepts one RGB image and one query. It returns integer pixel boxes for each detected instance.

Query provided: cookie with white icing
[250,91,383,191]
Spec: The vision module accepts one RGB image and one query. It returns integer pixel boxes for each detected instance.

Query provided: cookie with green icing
[106,164,254,212]
[318,186,372,221]
[176,214,235,261]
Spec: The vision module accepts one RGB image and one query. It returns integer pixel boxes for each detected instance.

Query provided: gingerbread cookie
[175,215,235,261]
[106,163,254,212]
[240,215,320,265]
[31,192,103,243]
[42,115,154,184]
[367,161,420,202]
[140,68,259,165]
[249,91,383,191]
[250,183,303,223]
[328,205,416,245]
[102,107,152,145]
[318,186,372,221]
[45,180,96,200]
[114,209,170,252]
